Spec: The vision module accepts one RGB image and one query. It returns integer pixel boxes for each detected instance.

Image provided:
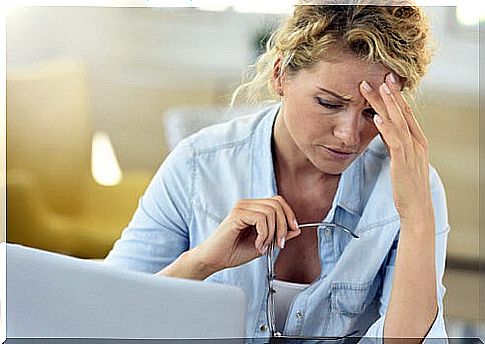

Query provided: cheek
[361,122,379,142]
[293,113,334,139]
[285,103,327,130]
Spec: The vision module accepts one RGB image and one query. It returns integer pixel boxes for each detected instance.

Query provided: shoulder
[159,106,271,171]
[184,105,276,155]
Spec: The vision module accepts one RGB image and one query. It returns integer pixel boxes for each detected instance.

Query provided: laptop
[5,244,247,340]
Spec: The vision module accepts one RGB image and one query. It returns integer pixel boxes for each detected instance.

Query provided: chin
[311,159,348,176]
[320,166,346,176]
[299,146,359,176]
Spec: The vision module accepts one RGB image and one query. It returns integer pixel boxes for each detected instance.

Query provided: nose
[332,110,363,148]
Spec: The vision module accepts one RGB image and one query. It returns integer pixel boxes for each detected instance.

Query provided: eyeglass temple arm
[297,222,360,239]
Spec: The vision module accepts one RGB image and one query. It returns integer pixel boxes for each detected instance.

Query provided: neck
[272,105,340,186]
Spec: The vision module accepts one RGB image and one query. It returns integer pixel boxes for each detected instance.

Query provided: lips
[320,145,357,161]
[324,147,356,154]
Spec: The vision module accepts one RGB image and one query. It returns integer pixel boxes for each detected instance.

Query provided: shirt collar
[250,102,364,218]
[335,153,364,217]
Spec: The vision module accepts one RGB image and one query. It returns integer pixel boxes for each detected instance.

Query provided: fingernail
[381,83,391,95]
[280,237,286,249]
[361,81,372,93]
[293,219,299,229]
[374,114,383,124]
[389,73,397,84]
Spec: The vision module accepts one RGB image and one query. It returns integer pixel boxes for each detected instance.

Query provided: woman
[105,4,449,341]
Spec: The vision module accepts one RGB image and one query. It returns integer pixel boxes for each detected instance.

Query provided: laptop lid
[6,244,247,339]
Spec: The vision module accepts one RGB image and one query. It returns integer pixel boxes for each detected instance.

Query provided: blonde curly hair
[231,3,433,106]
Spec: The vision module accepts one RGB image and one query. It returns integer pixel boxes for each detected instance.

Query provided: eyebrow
[316,86,352,102]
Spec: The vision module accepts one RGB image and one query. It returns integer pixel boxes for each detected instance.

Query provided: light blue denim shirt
[105,103,449,341]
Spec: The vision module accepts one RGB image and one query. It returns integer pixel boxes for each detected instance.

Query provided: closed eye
[363,107,377,118]
[316,97,342,110]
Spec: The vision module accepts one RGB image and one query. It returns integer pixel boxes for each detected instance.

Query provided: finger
[385,73,429,147]
[285,229,301,241]
[272,195,300,247]
[234,208,269,254]
[379,83,408,129]
[266,198,288,249]
[237,201,276,251]
[362,80,412,157]
[373,86,413,160]
[379,83,414,153]
[272,195,299,231]
[360,81,402,153]
[360,81,390,121]
[246,198,294,249]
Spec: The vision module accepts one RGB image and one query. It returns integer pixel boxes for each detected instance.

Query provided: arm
[363,223,449,342]
[363,167,449,341]
[105,137,301,279]
[158,195,301,280]
[103,139,194,274]
[383,214,438,340]
[156,247,219,280]
[360,73,449,341]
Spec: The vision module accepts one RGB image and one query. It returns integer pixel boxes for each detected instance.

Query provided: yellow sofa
[7,59,152,258]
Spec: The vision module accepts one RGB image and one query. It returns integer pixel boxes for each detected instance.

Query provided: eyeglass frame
[265,222,360,338]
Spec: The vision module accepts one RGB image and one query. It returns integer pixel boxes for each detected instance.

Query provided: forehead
[296,53,394,98]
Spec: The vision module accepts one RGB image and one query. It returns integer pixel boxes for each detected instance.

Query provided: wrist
[157,246,221,281]
[400,211,435,234]
[400,202,435,226]
[184,246,222,279]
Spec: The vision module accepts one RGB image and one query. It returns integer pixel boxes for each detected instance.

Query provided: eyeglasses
[265,222,360,338]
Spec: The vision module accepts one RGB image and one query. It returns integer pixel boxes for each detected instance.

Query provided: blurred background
[4,3,484,339]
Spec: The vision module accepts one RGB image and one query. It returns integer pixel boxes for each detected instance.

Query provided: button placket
[320,225,336,277]
[285,290,309,336]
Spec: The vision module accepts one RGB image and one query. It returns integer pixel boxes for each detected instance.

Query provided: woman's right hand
[191,195,301,272]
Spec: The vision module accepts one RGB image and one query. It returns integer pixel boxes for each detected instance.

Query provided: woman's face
[278,52,400,176]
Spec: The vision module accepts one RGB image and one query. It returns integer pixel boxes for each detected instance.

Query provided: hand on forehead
[306,56,403,102]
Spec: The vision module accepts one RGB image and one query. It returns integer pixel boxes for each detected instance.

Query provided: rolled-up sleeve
[104,138,194,274]
[361,167,450,343]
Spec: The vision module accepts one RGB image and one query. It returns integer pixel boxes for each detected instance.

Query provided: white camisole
[273,279,309,332]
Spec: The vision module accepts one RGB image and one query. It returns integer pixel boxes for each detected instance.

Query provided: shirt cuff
[359,309,448,344]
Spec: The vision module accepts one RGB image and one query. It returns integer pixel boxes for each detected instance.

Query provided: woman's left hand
[360,73,434,224]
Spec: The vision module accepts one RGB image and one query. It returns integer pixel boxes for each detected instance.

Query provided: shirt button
[295,310,304,319]
[259,324,268,332]
[324,228,332,237]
